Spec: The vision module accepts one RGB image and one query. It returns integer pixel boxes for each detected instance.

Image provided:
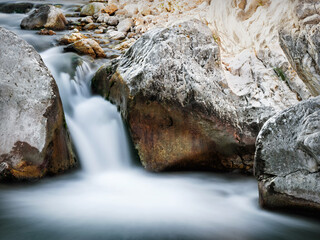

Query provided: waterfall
[0,9,319,239]
[41,48,131,173]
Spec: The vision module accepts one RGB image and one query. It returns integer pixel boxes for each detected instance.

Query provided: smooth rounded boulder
[0,27,76,180]
[255,96,320,213]
[20,5,67,30]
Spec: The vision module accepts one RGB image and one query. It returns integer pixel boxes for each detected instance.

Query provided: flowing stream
[0,2,320,240]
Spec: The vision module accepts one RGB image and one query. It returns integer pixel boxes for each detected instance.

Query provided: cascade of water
[42,47,131,173]
[0,9,320,240]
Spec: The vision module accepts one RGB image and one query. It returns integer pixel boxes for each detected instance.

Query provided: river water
[0,2,319,240]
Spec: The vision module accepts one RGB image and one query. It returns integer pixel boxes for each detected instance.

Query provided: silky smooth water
[0,3,320,240]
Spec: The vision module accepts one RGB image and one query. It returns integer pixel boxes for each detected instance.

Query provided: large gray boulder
[92,20,298,172]
[255,96,320,212]
[0,27,76,180]
[21,5,67,30]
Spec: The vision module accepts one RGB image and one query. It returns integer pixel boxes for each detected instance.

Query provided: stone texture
[97,14,119,26]
[102,4,118,15]
[0,27,76,180]
[107,30,126,40]
[80,2,105,16]
[59,31,86,45]
[255,96,320,212]
[279,1,320,96]
[66,39,106,59]
[93,20,285,172]
[83,23,98,30]
[91,60,119,98]
[20,5,67,30]
[117,18,134,33]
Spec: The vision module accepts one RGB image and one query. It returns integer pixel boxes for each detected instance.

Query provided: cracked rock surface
[93,20,302,172]
[0,27,76,180]
[279,0,320,96]
[255,96,320,212]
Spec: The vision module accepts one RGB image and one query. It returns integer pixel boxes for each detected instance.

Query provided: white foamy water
[0,5,319,240]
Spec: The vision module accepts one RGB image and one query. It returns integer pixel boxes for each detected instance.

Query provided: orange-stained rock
[102,4,118,15]
[0,27,76,181]
[70,39,106,58]
[59,31,86,44]
[38,28,56,35]
[92,20,270,173]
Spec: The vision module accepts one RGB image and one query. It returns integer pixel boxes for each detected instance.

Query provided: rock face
[255,96,320,213]
[21,5,67,30]
[0,27,76,180]
[279,0,320,96]
[93,20,288,172]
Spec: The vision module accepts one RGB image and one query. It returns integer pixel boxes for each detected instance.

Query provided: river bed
[0,2,319,240]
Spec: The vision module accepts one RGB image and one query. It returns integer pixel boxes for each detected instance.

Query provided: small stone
[59,32,86,44]
[80,2,105,16]
[127,32,136,38]
[37,29,56,35]
[107,16,119,26]
[115,9,128,16]
[81,16,93,24]
[108,30,126,40]
[68,39,106,58]
[83,23,98,30]
[117,18,134,33]
[96,13,109,23]
[94,29,104,34]
[102,3,118,15]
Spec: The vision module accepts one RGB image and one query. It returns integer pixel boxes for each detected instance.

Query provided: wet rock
[93,20,279,172]
[0,27,76,180]
[94,29,104,34]
[0,2,34,14]
[21,5,67,30]
[107,30,126,40]
[117,18,134,33]
[255,96,320,213]
[91,60,119,98]
[114,38,136,51]
[80,2,105,16]
[37,29,56,35]
[80,16,94,24]
[66,39,106,58]
[59,31,86,44]
[83,23,98,30]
